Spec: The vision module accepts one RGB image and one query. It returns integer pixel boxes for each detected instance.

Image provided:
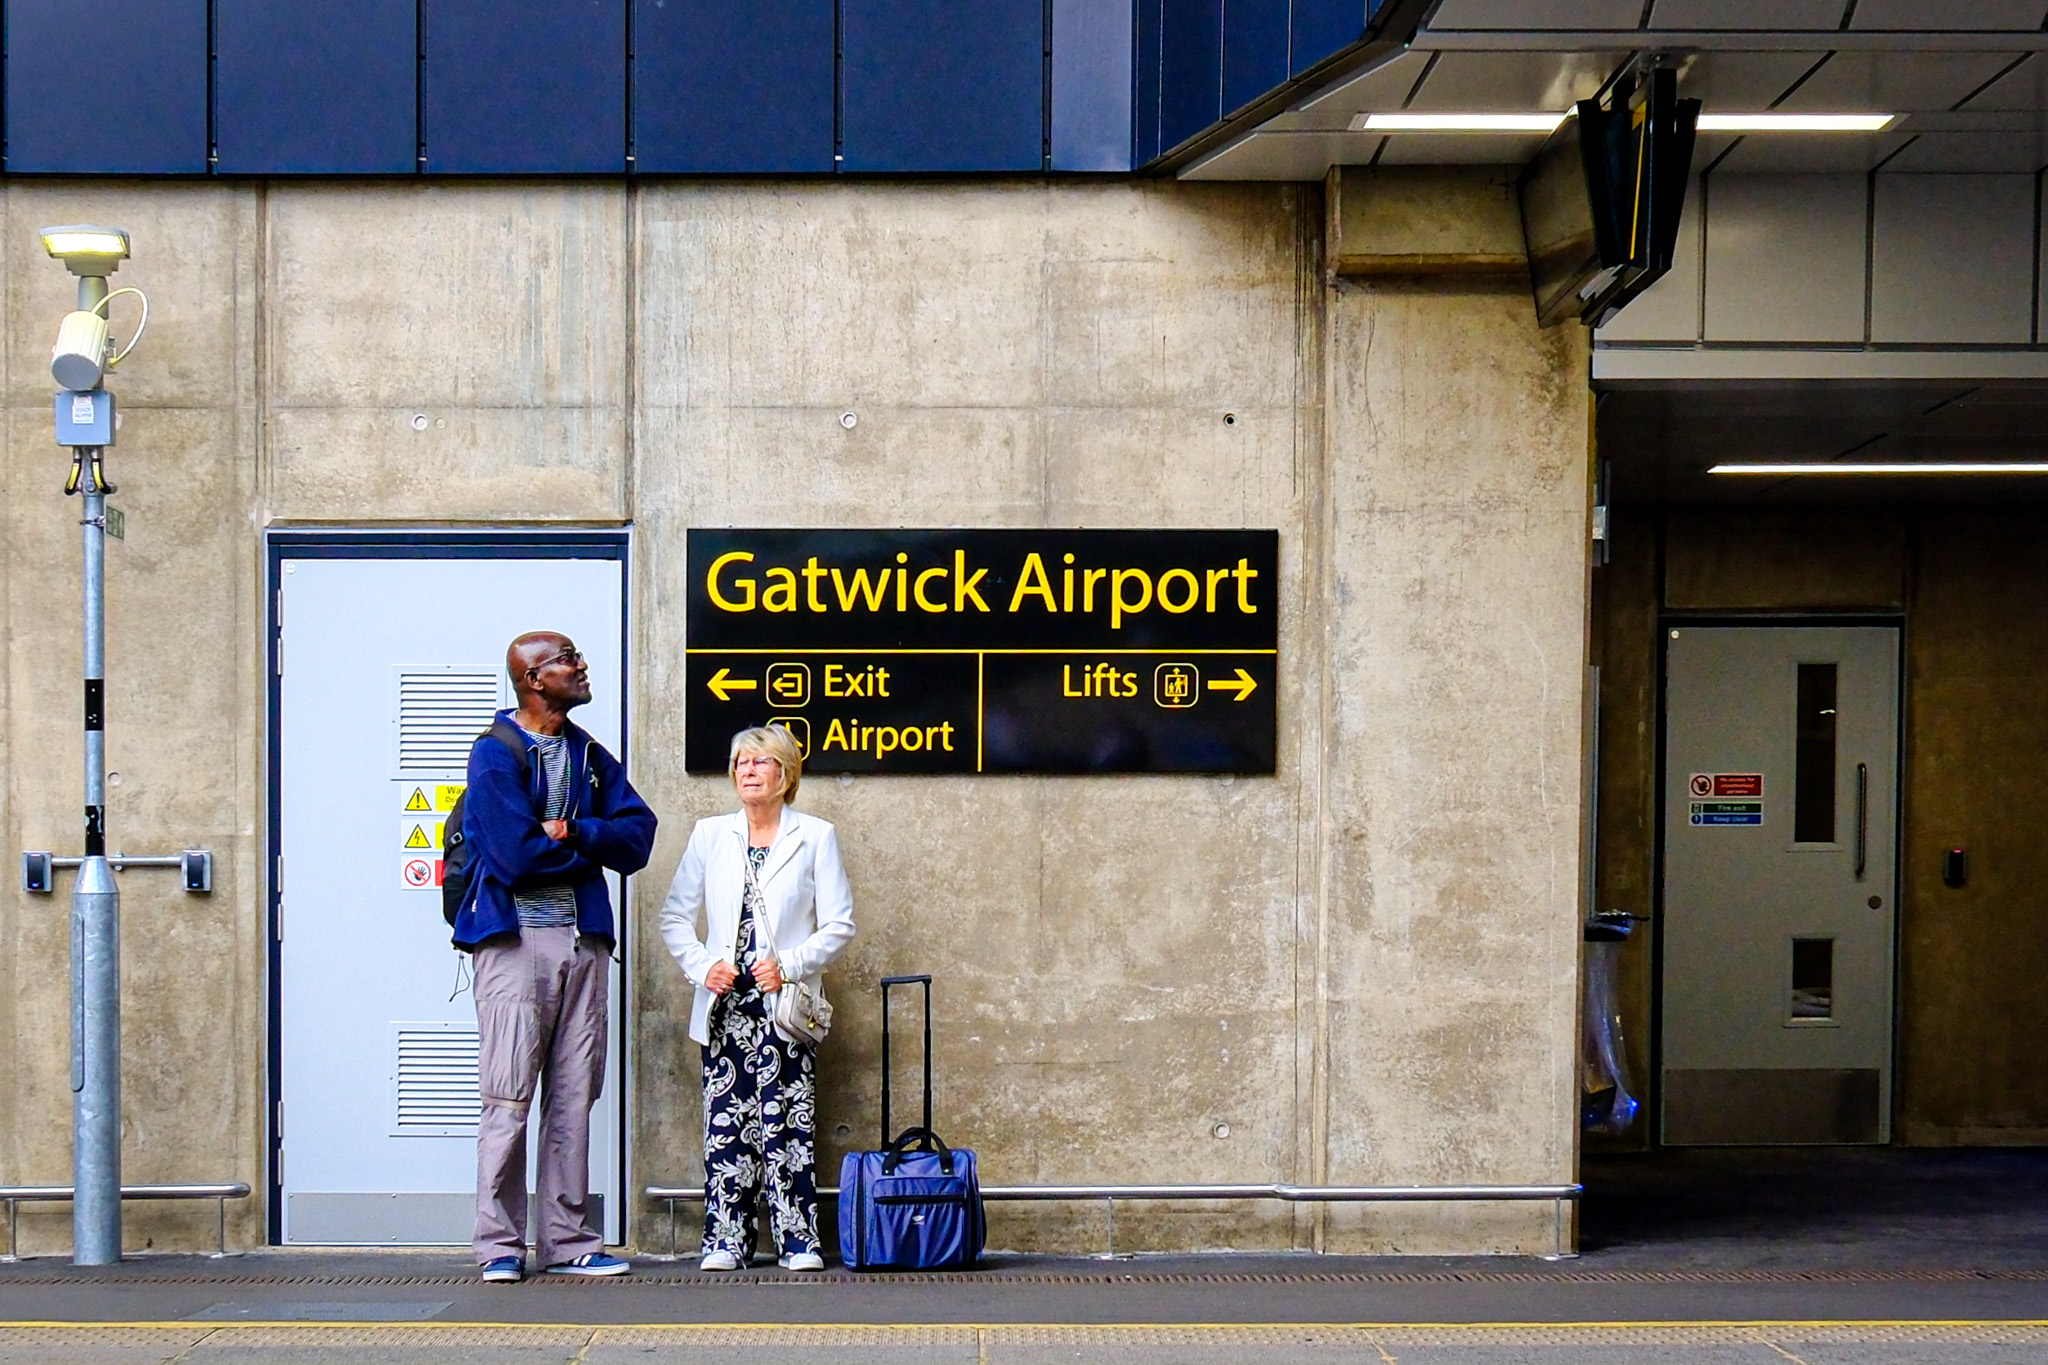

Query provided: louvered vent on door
[396,669,503,777]
[391,1023,482,1136]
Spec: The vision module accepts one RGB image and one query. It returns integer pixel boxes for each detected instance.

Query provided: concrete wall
[1897,517,2048,1144]
[1592,506,2048,1148]
[0,175,1590,1255]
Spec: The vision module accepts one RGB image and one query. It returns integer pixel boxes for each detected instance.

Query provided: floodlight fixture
[40,224,130,277]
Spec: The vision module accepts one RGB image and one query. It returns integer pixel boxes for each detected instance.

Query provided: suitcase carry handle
[881,1125,956,1175]
[879,973,933,1148]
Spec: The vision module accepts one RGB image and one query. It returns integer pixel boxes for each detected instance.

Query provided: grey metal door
[274,549,627,1242]
[1661,625,1899,1145]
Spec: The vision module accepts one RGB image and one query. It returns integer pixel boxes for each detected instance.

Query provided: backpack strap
[485,717,533,793]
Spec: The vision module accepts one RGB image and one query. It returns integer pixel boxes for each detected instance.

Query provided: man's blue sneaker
[479,1256,524,1283]
[546,1252,630,1277]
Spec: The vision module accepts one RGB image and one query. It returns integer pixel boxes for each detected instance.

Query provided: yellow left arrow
[1206,668,1258,702]
[706,667,758,702]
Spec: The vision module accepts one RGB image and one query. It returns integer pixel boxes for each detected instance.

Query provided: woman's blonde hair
[728,725,803,804]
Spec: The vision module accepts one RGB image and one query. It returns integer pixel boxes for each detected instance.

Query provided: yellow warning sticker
[403,787,433,813]
[435,784,466,811]
[400,819,446,851]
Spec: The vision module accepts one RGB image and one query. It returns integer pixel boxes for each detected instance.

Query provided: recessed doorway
[1660,623,1900,1145]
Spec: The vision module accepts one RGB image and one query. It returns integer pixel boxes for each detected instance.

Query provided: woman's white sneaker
[778,1252,824,1271]
[698,1249,741,1272]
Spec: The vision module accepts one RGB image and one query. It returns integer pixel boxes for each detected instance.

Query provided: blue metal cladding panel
[4,0,207,172]
[1291,0,1369,76]
[632,0,834,173]
[423,0,626,173]
[215,0,417,174]
[1052,0,1134,170]
[1222,0,1288,116]
[1158,0,1221,154]
[842,0,1045,173]
[1134,0,1164,164]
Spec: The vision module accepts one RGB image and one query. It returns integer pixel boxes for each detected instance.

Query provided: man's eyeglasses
[527,647,585,674]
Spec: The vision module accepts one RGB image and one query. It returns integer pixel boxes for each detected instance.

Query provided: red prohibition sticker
[402,858,435,889]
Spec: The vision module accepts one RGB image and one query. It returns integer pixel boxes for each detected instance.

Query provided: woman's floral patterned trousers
[700,1000,820,1259]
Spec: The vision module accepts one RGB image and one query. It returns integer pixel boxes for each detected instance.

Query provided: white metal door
[275,550,627,1243]
[1661,625,1899,1145]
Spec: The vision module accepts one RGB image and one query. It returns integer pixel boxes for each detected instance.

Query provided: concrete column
[1316,167,1592,1254]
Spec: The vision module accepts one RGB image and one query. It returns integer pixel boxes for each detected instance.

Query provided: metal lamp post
[41,224,133,1266]
[23,228,211,1265]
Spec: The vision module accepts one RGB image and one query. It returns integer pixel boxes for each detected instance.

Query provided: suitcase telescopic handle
[879,974,933,1149]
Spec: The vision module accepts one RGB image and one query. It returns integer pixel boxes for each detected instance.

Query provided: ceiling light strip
[1709,463,2048,476]
[1355,113,1565,132]
[1354,112,1896,134]
[1697,113,1896,132]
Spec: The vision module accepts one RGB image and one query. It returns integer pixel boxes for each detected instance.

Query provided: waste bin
[1581,911,1639,1135]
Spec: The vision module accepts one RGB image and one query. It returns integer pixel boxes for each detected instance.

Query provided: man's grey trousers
[472,926,609,1267]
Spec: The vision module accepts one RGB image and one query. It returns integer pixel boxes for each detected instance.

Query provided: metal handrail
[1,1182,251,1261]
[642,1180,1581,1260]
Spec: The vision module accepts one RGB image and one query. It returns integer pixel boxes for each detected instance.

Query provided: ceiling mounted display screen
[1520,66,1700,329]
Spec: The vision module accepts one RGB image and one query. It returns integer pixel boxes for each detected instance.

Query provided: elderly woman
[660,725,854,1271]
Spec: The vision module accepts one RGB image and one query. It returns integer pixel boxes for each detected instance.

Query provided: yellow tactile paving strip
[6,1319,2048,1347]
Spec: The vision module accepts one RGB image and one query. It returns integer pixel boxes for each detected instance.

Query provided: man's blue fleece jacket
[449,709,657,950]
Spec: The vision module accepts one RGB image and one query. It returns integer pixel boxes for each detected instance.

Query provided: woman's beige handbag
[741,848,833,1045]
[773,980,833,1047]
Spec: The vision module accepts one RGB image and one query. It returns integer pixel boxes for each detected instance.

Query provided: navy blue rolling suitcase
[838,975,985,1270]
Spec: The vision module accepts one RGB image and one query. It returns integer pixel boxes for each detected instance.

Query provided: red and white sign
[1690,772,1764,799]
[401,857,442,889]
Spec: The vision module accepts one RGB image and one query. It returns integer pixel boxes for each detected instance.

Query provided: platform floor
[6,1148,2048,1362]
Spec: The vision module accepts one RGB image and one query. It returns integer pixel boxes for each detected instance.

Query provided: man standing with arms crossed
[451,631,657,1282]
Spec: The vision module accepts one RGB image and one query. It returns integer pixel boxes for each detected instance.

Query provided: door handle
[1854,762,1868,880]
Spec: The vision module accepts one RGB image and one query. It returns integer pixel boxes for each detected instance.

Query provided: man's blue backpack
[838,975,985,1270]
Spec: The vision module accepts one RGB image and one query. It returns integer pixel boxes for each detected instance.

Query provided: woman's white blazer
[659,805,856,1046]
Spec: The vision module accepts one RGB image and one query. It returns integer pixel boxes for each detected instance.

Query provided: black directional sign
[685,529,1278,775]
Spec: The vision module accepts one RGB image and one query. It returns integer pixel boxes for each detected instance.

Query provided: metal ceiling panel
[1293,50,1433,118]
[1878,130,2048,172]
[1709,130,1917,172]
[1872,174,2036,344]
[1650,0,1850,30]
[1424,0,1645,30]
[1958,52,2046,109]
[1404,51,1619,111]
[1178,130,1382,177]
[1849,0,2048,31]
[1780,51,2028,110]
[1675,51,1835,108]
[1703,174,1869,343]
[1373,132,1550,163]
[1689,131,1744,166]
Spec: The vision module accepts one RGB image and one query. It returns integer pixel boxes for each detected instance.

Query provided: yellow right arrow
[1207,668,1258,702]
[706,667,758,703]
